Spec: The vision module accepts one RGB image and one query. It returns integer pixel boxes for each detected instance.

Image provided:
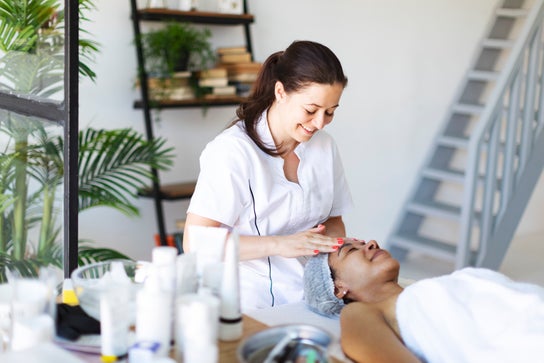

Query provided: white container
[100,285,131,360]
[218,0,243,14]
[186,225,227,287]
[135,265,172,357]
[147,0,167,8]
[178,0,193,10]
[152,246,177,295]
[219,231,242,341]
[175,292,219,363]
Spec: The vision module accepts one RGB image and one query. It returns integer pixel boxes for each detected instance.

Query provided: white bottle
[219,231,243,341]
[152,246,177,296]
[135,265,172,357]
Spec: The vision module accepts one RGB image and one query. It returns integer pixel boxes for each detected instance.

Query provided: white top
[188,111,353,310]
[397,268,544,363]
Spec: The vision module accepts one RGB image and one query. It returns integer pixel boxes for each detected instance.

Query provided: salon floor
[399,232,544,286]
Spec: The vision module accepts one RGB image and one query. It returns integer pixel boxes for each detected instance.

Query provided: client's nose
[366,240,379,250]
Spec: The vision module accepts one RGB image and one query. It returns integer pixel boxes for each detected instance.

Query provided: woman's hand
[275,224,343,258]
[185,212,350,261]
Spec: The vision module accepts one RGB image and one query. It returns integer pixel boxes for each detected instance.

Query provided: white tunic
[187,111,353,310]
[397,268,544,363]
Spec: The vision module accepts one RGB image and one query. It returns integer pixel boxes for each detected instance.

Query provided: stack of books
[195,67,237,99]
[138,71,195,101]
[217,46,252,64]
[216,46,262,97]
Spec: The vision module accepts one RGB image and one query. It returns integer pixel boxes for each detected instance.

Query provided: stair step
[481,38,515,49]
[389,234,457,261]
[437,135,470,149]
[422,166,465,183]
[452,103,485,115]
[467,70,500,82]
[495,8,529,18]
[407,200,461,221]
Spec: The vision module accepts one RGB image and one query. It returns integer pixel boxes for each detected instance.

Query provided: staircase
[387,0,544,270]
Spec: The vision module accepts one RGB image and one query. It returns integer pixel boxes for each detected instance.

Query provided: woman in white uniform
[184,40,353,310]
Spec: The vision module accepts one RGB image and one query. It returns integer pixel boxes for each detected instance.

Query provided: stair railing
[456,0,544,269]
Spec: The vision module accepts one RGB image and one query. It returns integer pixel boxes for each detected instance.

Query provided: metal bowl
[237,324,332,363]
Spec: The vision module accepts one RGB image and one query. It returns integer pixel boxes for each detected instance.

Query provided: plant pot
[174,51,190,72]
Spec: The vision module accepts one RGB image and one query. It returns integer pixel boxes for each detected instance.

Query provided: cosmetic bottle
[219,230,243,341]
[100,285,130,361]
[135,265,172,357]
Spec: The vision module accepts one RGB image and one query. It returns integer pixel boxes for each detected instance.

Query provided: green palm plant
[0,0,175,282]
[0,126,174,282]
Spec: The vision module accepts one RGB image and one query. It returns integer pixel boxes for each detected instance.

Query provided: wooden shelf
[134,95,247,109]
[138,181,196,201]
[130,0,254,242]
[137,8,254,25]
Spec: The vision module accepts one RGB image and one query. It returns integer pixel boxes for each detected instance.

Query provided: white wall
[79,0,544,262]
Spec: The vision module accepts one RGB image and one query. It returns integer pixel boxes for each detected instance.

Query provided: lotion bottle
[218,230,243,341]
[135,265,172,357]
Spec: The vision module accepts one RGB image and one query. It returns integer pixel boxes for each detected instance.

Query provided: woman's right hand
[274,224,343,258]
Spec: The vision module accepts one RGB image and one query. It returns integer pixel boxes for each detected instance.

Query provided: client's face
[328,240,400,302]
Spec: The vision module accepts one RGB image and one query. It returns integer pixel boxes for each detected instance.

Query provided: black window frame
[0,0,79,277]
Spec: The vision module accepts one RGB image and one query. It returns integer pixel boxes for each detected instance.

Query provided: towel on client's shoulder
[396,267,544,363]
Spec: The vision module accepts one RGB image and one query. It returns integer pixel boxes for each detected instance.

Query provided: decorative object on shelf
[178,0,196,11]
[147,0,167,8]
[218,0,243,14]
[139,22,215,76]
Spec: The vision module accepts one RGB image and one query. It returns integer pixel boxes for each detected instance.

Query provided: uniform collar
[257,109,307,157]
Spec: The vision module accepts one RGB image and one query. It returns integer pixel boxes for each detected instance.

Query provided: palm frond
[0,0,59,52]
[0,50,63,96]
[0,252,47,283]
[78,241,132,266]
[75,128,174,216]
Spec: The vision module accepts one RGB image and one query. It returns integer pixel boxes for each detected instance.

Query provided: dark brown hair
[234,40,348,156]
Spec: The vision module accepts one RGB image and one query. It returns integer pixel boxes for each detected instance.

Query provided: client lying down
[303,240,544,363]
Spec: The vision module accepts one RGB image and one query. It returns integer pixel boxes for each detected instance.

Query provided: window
[0,0,78,280]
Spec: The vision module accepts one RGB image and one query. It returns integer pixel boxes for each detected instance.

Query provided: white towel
[397,267,544,363]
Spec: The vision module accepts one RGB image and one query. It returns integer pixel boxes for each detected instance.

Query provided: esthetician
[184,40,353,310]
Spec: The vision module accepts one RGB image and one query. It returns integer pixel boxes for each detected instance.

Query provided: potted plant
[140,22,215,76]
[0,0,175,281]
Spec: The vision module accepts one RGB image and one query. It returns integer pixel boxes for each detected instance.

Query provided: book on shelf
[169,86,195,100]
[221,61,262,73]
[198,77,229,88]
[232,81,253,97]
[204,93,239,100]
[194,67,228,79]
[146,76,191,90]
[229,72,259,83]
[216,46,248,55]
[220,62,261,86]
[172,70,192,78]
[150,85,195,101]
[218,52,252,64]
[232,82,253,97]
[136,70,192,89]
[211,85,237,96]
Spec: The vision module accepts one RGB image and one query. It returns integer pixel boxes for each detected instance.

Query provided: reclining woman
[303,240,544,363]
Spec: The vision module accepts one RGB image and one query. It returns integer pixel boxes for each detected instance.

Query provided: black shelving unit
[128,1,255,246]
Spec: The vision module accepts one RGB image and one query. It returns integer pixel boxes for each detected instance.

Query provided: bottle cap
[62,278,79,306]
[218,320,243,341]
